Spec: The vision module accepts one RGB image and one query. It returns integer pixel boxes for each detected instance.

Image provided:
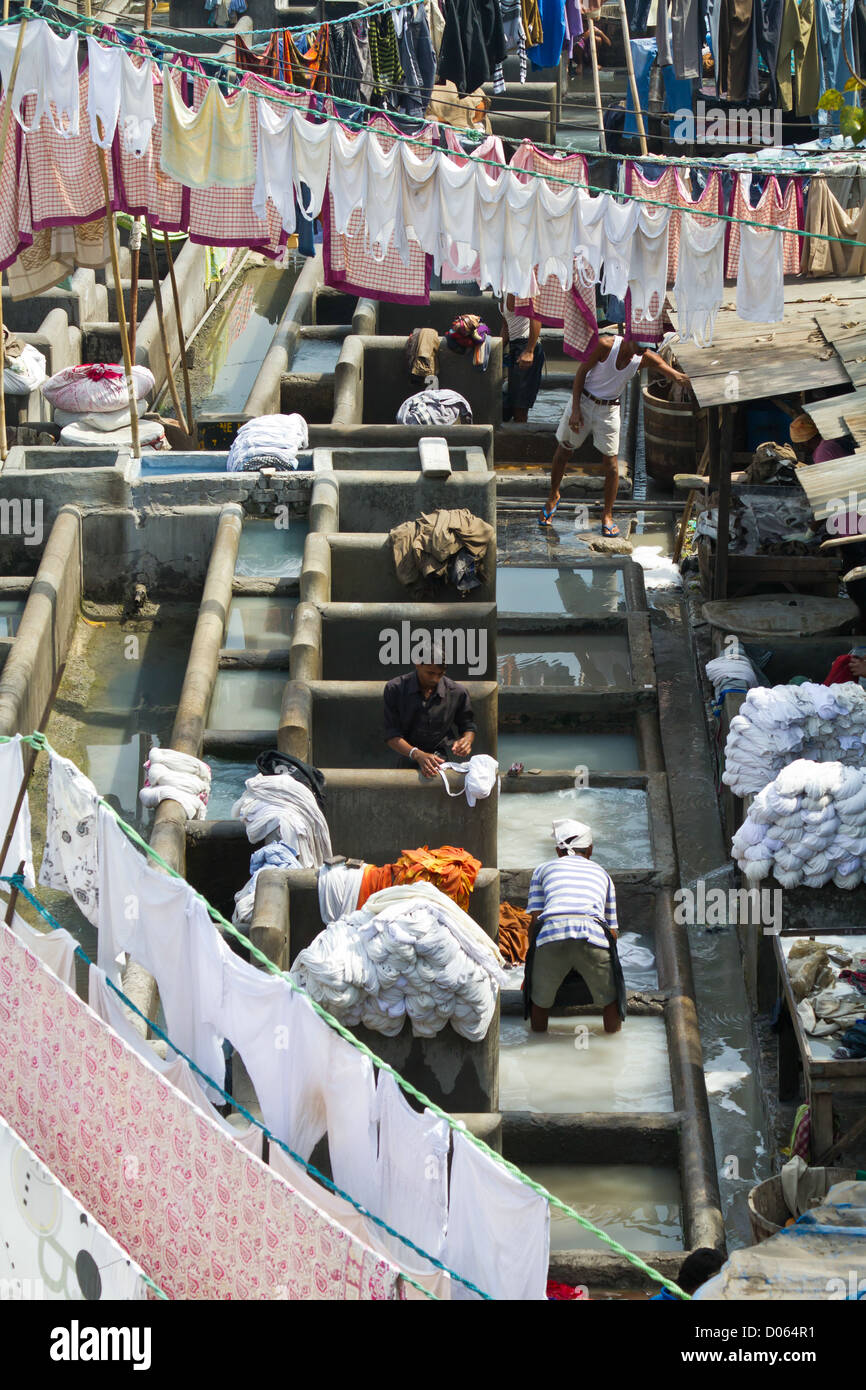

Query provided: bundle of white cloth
[437,755,499,807]
[291,882,509,1041]
[722,682,866,797]
[226,414,308,471]
[138,747,211,820]
[705,652,760,702]
[732,759,866,889]
[232,771,332,868]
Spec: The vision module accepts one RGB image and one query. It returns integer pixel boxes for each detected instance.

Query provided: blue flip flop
[539,499,560,527]
[601,522,621,538]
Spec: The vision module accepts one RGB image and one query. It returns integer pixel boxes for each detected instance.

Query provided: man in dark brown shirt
[384,661,476,778]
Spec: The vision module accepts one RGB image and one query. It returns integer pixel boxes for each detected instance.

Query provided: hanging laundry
[717,0,760,100]
[498,901,531,964]
[87,964,264,1157]
[0,734,34,888]
[0,919,403,1301]
[444,1128,550,1300]
[672,212,726,346]
[0,19,79,136]
[231,770,332,866]
[735,221,784,323]
[86,38,156,156]
[627,202,672,337]
[369,12,406,106]
[527,0,564,68]
[8,907,77,989]
[438,0,503,94]
[394,3,438,115]
[669,0,702,77]
[233,841,300,926]
[776,0,820,113]
[161,66,255,189]
[800,180,866,278]
[725,173,801,279]
[96,808,229,1101]
[372,1072,450,1270]
[389,507,494,587]
[39,749,100,924]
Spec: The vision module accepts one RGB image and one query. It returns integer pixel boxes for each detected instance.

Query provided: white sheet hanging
[401,138,441,256]
[329,122,369,235]
[673,213,726,347]
[599,196,641,300]
[0,19,79,136]
[736,220,784,324]
[534,175,580,292]
[0,734,34,889]
[371,1071,450,1271]
[628,202,672,326]
[365,128,408,261]
[443,1129,550,1301]
[437,150,480,276]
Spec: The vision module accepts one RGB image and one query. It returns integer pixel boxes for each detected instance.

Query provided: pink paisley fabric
[0,920,403,1301]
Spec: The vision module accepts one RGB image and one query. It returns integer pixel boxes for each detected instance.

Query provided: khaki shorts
[531,937,616,1009]
[555,395,620,456]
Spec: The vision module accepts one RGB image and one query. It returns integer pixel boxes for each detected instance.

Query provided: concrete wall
[311,533,496,604]
[333,334,504,428]
[307,424,494,461]
[375,292,502,337]
[309,603,497,682]
[334,472,496,531]
[81,507,226,601]
[304,680,498,767]
[0,507,81,737]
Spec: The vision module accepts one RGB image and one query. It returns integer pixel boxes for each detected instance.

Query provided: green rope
[1,730,691,1299]
[9,7,866,252]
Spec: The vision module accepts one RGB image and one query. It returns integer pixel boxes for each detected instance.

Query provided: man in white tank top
[543,335,689,536]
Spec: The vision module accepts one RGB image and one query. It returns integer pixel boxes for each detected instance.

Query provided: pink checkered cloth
[725,171,801,279]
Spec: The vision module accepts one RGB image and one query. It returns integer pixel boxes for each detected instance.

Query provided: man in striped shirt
[526,819,621,1035]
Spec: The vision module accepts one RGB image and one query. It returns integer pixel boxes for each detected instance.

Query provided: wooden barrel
[747,1168,855,1244]
[642,383,705,488]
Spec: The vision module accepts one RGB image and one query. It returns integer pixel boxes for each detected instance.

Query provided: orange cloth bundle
[392,844,481,912]
[357,845,481,911]
[498,902,531,965]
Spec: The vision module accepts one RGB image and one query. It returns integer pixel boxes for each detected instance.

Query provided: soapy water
[499,1015,673,1114]
[498,787,652,871]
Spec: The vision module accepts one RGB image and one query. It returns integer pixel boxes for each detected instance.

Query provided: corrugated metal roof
[796,451,866,521]
[806,387,866,442]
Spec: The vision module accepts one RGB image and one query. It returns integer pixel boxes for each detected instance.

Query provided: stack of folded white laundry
[732,759,866,889]
[232,771,331,868]
[138,747,211,820]
[226,413,308,471]
[42,363,164,449]
[722,682,866,797]
[291,881,509,1041]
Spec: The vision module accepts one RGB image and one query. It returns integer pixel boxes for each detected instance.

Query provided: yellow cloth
[777,0,820,116]
[160,69,254,189]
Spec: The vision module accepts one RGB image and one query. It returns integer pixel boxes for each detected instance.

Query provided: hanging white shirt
[365,128,409,262]
[39,750,100,924]
[330,122,369,236]
[628,202,672,327]
[673,213,726,347]
[372,1071,450,1272]
[437,150,480,277]
[0,19,79,136]
[534,176,580,293]
[0,734,34,888]
[736,221,784,324]
[96,807,228,1103]
[599,196,641,300]
[401,138,441,256]
[444,1129,550,1300]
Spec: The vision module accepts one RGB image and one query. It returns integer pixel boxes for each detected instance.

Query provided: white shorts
[555,394,620,456]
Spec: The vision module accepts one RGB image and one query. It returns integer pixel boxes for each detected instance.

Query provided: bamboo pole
[585,12,608,154]
[94,117,141,459]
[129,219,141,359]
[618,0,648,155]
[0,17,27,463]
[161,231,194,436]
[144,218,190,435]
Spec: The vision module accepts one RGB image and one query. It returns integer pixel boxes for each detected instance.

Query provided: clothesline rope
[7,8,866,245]
[33,0,426,39]
[0,873,462,1300]
[0,730,690,1299]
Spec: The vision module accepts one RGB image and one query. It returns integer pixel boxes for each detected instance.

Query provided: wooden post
[162,231,195,437]
[95,117,141,460]
[618,0,648,155]
[144,220,190,435]
[712,405,733,600]
[144,0,153,29]
[585,9,607,153]
[0,16,27,462]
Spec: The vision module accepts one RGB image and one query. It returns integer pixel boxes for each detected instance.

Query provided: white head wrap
[552,818,592,853]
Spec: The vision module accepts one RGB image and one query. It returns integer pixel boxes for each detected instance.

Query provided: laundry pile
[784,937,866,1053]
[396,388,473,427]
[42,362,162,449]
[232,770,332,867]
[498,901,531,965]
[390,507,494,594]
[233,841,301,925]
[705,651,760,702]
[2,326,46,395]
[138,746,211,820]
[226,413,309,471]
[732,760,866,889]
[291,881,508,1040]
[356,844,482,912]
[722,682,866,797]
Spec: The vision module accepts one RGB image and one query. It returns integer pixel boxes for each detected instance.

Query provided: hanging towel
[0,734,34,889]
[372,1071,450,1271]
[160,68,255,189]
[444,1128,550,1300]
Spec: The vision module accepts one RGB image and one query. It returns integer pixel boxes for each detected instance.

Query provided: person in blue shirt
[651,1247,725,1300]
